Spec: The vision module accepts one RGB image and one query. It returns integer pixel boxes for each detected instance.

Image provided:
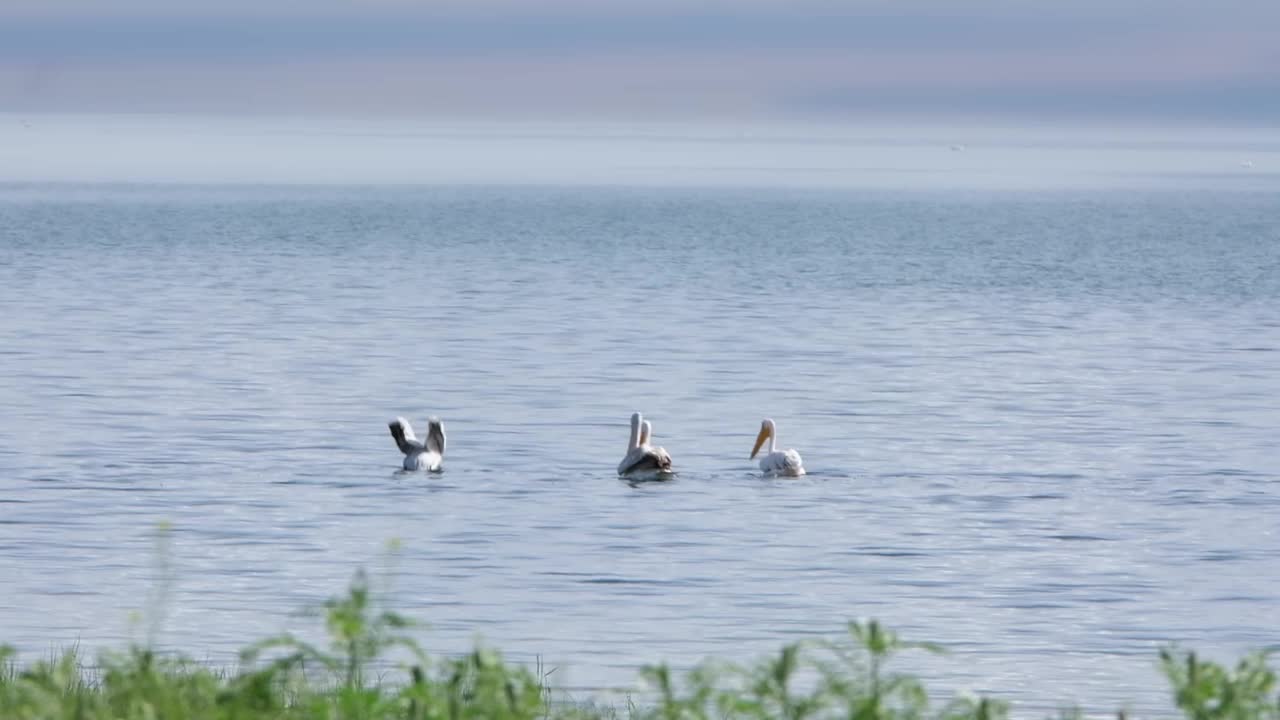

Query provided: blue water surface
[1,123,1279,715]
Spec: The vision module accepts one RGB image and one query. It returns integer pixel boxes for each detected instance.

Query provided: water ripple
[1,184,1278,717]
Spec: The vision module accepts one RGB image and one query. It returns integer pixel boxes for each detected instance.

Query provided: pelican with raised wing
[389,416,446,472]
[617,412,674,480]
[750,418,805,477]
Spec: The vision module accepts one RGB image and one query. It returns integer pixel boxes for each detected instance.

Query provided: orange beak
[750,424,770,459]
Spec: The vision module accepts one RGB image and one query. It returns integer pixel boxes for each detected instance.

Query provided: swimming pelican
[617,412,674,480]
[389,416,445,472]
[750,418,805,477]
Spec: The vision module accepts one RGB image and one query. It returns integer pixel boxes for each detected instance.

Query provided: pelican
[750,418,805,477]
[389,416,445,472]
[617,412,674,480]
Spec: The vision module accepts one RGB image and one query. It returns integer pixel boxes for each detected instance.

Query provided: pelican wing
[781,449,805,475]
[425,418,446,456]
[389,417,423,455]
[650,445,674,471]
[762,449,805,476]
[618,447,673,476]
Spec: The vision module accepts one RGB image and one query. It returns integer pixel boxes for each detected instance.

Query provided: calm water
[2,119,1280,715]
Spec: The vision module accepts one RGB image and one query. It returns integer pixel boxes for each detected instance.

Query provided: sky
[1,0,1278,123]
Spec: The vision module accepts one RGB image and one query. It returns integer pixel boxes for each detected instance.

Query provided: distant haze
[1,0,1278,123]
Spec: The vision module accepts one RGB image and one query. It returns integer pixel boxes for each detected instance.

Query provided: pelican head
[628,412,643,452]
[640,419,653,446]
[750,418,776,459]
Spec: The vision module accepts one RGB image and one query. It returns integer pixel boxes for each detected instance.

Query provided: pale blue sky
[1,0,1277,122]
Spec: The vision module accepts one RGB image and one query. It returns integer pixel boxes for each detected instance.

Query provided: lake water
[1,115,1279,716]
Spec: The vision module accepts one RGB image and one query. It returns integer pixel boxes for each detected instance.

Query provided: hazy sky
[1,0,1277,122]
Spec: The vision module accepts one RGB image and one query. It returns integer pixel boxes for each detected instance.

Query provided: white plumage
[750,418,805,477]
[617,412,674,480]
[389,416,446,472]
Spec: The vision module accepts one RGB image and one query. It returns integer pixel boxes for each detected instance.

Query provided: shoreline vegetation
[2,570,1277,720]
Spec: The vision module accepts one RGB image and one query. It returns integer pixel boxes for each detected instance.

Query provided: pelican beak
[750,424,770,459]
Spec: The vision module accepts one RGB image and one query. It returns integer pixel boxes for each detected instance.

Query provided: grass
[2,569,1278,720]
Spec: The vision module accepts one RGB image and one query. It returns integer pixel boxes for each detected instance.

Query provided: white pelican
[389,416,445,472]
[750,418,805,477]
[617,412,674,480]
